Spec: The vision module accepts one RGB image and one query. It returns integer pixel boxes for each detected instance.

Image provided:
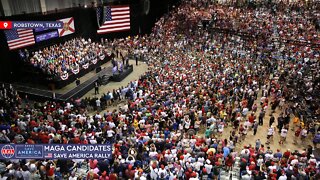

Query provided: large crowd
[27,38,109,79]
[1,0,320,179]
[212,3,319,44]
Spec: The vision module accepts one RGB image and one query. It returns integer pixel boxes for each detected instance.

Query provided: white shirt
[158,168,168,178]
[242,108,249,115]
[301,129,307,137]
[89,139,97,144]
[18,121,27,130]
[66,102,73,109]
[279,175,287,180]
[139,119,145,125]
[107,130,114,137]
[95,114,101,119]
[164,153,173,161]
[308,158,317,164]
[268,165,277,171]
[198,157,205,164]
[109,122,116,129]
[204,164,212,174]
[150,167,158,180]
[265,153,273,160]
[281,129,288,137]
[184,121,190,129]
[244,121,251,128]
[149,151,158,158]
[61,124,67,131]
[257,158,264,166]
[218,124,224,132]
[291,159,299,166]
[194,161,202,171]
[109,92,113,99]
[194,121,201,129]
[96,99,101,107]
[267,128,274,135]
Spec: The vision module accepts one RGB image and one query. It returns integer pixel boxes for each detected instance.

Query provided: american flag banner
[97,5,130,34]
[44,153,53,158]
[4,29,35,50]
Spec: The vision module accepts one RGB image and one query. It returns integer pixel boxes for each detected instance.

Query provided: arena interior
[0,0,320,179]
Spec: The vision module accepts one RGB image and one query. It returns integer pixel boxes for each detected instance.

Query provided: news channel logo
[0,144,44,159]
[1,145,15,158]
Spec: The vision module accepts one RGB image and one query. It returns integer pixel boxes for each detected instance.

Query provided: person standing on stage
[112,58,116,67]
[76,78,80,86]
[121,52,125,66]
[134,49,139,66]
[95,81,99,95]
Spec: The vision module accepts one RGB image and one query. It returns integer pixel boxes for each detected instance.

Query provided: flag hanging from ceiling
[4,29,35,50]
[97,6,130,34]
[57,17,75,37]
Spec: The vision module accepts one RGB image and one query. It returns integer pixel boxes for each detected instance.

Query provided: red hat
[202,168,207,173]
[180,155,184,160]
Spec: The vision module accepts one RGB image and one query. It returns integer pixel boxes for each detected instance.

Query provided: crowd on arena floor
[0,0,320,179]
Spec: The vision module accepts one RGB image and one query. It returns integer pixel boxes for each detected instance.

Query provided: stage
[4,62,134,101]
[19,55,112,90]
[110,65,134,82]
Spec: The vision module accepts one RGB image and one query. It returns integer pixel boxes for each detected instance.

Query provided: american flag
[44,153,53,158]
[97,6,130,34]
[4,29,35,50]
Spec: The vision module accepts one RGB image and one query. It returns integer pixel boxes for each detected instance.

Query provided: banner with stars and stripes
[97,5,130,34]
[4,29,35,50]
